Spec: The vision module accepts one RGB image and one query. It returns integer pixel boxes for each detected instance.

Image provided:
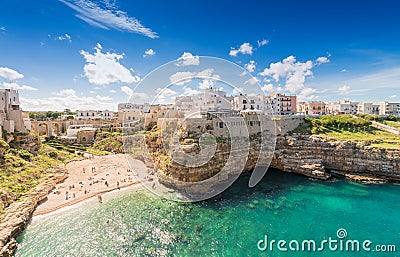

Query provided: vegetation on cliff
[0,136,80,214]
[291,115,400,149]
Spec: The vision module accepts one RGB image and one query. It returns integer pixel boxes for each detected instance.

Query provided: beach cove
[16,169,400,256]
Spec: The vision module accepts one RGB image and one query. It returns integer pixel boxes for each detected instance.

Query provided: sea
[15,169,400,256]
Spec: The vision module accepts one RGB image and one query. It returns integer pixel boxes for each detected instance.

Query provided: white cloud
[143,48,155,57]
[198,79,214,90]
[341,69,348,73]
[176,52,200,66]
[244,77,259,85]
[244,60,256,73]
[154,87,177,104]
[182,86,201,95]
[20,89,115,111]
[109,89,116,93]
[229,43,253,57]
[316,56,330,64]
[120,86,148,100]
[59,0,158,38]
[259,56,326,94]
[169,68,219,87]
[389,95,397,99]
[298,87,317,101]
[56,33,72,42]
[0,67,24,81]
[2,82,38,91]
[169,71,195,86]
[0,26,6,31]
[80,43,140,85]
[261,84,274,92]
[338,85,350,95]
[257,39,268,47]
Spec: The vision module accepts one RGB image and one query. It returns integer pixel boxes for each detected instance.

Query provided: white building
[118,103,150,127]
[0,89,26,133]
[357,102,373,114]
[175,88,232,118]
[118,103,150,113]
[372,102,400,116]
[76,110,116,120]
[327,100,358,115]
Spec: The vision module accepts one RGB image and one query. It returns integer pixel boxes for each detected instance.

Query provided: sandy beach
[33,154,147,216]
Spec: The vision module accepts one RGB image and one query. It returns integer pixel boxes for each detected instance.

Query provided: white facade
[76,110,116,120]
[327,100,358,115]
[118,103,150,113]
[371,102,400,115]
[175,88,232,118]
[0,89,26,133]
[357,102,373,114]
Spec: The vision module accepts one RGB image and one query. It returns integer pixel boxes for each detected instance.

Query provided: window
[243,100,247,104]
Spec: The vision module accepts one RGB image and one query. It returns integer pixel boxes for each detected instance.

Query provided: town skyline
[1,0,400,111]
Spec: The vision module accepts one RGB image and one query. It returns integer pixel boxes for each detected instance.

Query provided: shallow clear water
[16,170,400,256]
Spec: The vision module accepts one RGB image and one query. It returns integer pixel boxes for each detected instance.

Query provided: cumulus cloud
[56,33,72,42]
[261,84,274,92]
[257,39,268,47]
[0,26,6,31]
[109,89,116,93]
[120,86,148,100]
[198,79,214,90]
[338,85,350,95]
[182,86,201,95]
[0,67,24,81]
[259,56,328,94]
[20,88,115,111]
[244,77,259,85]
[2,82,38,91]
[229,42,253,57]
[80,43,140,85]
[59,0,158,38]
[176,52,200,66]
[316,56,330,64]
[298,87,317,101]
[143,48,155,57]
[389,95,397,99]
[244,60,256,73]
[169,68,219,87]
[341,69,348,73]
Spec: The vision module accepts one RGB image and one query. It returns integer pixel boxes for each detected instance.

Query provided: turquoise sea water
[16,170,400,256]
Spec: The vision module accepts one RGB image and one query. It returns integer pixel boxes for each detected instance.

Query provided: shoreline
[32,154,149,218]
[32,181,144,217]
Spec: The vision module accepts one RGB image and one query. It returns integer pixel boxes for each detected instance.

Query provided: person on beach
[98,194,102,203]
[65,191,68,200]
[117,181,120,190]
[105,181,109,187]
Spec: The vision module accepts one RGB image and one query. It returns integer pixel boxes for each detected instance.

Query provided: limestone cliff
[145,130,399,185]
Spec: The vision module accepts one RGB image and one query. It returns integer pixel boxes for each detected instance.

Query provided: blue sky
[0,0,399,111]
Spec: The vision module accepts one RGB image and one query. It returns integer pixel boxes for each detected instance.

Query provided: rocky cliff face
[145,131,400,185]
[8,132,41,154]
[273,134,400,181]
[0,167,67,257]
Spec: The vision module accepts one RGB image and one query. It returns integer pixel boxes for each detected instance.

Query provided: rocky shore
[0,166,67,257]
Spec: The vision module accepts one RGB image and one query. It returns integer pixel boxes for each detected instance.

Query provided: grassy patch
[294,115,400,149]
[384,121,400,129]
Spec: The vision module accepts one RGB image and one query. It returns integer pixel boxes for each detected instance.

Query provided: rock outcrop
[146,130,399,185]
[273,134,400,181]
[0,167,67,257]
